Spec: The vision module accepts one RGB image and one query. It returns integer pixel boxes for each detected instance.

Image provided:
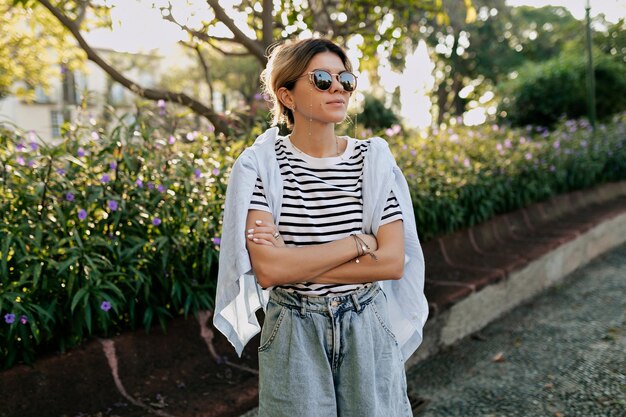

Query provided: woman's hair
[260,38,353,128]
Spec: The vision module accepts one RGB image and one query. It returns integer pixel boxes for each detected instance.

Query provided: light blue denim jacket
[213,127,428,360]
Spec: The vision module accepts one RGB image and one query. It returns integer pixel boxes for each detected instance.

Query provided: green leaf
[71,286,90,312]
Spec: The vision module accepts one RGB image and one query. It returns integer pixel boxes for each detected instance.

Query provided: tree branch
[180,41,214,102]
[261,0,274,49]
[205,0,266,64]
[35,0,231,135]
[205,40,252,57]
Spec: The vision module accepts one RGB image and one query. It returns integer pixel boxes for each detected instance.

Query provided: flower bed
[1,110,624,369]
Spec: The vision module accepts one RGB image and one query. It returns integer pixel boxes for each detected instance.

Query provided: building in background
[0,48,163,143]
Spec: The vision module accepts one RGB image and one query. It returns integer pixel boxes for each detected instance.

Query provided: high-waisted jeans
[258,283,413,417]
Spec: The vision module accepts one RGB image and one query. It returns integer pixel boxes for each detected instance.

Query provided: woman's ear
[277,87,294,110]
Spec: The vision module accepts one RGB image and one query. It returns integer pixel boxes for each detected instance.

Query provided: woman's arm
[309,219,404,284]
[245,210,377,288]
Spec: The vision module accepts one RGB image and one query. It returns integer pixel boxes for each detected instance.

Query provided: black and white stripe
[249,136,402,295]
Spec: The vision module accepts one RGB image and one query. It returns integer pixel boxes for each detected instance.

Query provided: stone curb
[238,182,626,417]
[407,207,626,368]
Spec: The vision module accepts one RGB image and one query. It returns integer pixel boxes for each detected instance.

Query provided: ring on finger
[273,231,280,239]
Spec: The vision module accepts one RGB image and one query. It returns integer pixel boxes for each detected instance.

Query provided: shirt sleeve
[380,190,403,226]
[249,177,271,212]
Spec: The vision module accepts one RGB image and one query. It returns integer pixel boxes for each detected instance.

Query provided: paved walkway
[406,242,626,417]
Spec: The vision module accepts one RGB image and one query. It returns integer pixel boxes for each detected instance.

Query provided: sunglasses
[297,69,358,92]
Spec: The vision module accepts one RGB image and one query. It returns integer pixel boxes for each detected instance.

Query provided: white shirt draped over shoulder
[213,127,429,361]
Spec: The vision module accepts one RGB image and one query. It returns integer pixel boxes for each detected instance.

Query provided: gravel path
[407,242,626,417]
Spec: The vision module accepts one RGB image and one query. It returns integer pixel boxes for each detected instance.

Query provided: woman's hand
[246,219,286,247]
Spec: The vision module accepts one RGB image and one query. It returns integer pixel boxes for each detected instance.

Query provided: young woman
[213,38,428,417]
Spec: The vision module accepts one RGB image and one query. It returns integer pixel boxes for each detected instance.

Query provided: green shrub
[359,94,401,131]
[498,53,626,127]
[0,109,251,368]
[390,112,626,240]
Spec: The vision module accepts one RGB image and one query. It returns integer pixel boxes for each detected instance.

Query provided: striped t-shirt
[249,135,403,295]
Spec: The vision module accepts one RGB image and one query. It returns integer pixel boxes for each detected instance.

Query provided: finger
[253,232,278,242]
[255,219,277,228]
[247,227,275,234]
[252,238,275,246]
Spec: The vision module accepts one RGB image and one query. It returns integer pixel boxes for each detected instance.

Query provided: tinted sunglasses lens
[312,70,333,90]
[338,72,357,92]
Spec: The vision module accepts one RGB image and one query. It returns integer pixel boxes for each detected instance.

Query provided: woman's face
[288,51,353,127]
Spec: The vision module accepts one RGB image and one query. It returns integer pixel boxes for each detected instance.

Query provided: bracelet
[350,234,379,263]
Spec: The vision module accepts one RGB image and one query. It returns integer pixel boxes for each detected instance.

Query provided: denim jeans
[258,283,413,417]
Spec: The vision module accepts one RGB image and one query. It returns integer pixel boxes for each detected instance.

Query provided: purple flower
[16,156,25,165]
[136,178,143,187]
[19,315,28,325]
[56,168,66,175]
[212,168,220,176]
[100,301,112,312]
[29,141,39,151]
[211,237,221,245]
[107,200,118,211]
[28,160,34,168]
[410,149,417,156]
[463,158,471,168]
[158,99,166,116]
[101,174,110,183]
[168,135,176,145]
[152,217,162,226]
[550,165,556,172]
[525,152,533,160]
[520,137,526,144]
[253,92,263,101]
[553,141,560,149]
[109,162,117,171]
[16,142,25,152]
[496,143,503,152]
[77,147,86,157]
[4,313,15,324]
[65,192,75,201]
[504,139,512,148]
[157,185,166,193]
[147,182,154,190]
[194,168,202,179]
[91,131,100,141]
[78,209,87,220]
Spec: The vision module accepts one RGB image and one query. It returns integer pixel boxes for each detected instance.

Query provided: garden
[1,0,625,377]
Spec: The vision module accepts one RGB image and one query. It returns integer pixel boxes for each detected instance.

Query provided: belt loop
[351,293,361,313]
[299,294,307,317]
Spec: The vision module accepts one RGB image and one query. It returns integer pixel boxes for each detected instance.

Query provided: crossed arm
[245,209,405,288]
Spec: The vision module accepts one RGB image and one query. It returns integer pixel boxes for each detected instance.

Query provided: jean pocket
[370,294,400,345]
[258,303,288,352]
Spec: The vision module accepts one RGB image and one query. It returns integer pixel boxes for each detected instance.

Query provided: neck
[290,122,340,158]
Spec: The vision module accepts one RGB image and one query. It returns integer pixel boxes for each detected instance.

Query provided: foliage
[1,107,624,368]
[359,95,401,131]
[0,104,253,369]
[390,113,626,240]
[497,53,626,127]
[0,0,86,99]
